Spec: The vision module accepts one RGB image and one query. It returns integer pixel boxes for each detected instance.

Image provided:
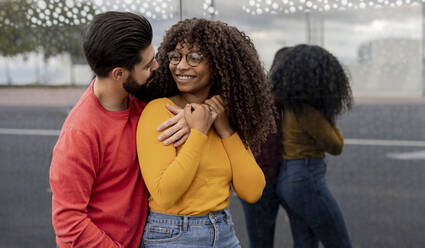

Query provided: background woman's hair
[270,44,353,122]
[136,18,276,147]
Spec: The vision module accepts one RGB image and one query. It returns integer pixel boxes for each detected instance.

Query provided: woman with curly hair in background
[135,18,276,247]
[242,44,354,248]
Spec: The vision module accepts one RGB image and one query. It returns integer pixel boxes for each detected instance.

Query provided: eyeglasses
[167,51,204,67]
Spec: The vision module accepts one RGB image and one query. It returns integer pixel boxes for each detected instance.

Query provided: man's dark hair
[83,11,152,77]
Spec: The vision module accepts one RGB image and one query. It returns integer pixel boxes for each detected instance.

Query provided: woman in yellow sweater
[136,18,276,247]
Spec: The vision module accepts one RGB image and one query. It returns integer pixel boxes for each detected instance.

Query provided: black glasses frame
[167,51,204,67]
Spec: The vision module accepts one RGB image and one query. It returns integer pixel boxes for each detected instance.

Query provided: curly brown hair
[270,44,353,122]
[136,18,276,147]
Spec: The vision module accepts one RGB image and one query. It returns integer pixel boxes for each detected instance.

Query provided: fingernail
[163,141,169,145]
[158,136,163,141]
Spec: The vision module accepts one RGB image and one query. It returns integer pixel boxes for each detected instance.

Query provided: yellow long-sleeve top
[283,105,344,159]
[136,98,265,216]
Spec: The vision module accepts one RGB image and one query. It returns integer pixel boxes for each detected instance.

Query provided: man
[50,12,188,248]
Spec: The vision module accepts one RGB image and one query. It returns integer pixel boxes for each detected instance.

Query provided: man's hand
[157,104,190,147]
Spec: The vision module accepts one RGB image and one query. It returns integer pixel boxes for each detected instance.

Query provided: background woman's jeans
[241,158,352,248]
[241,181,281,248]
[140,208,240,248]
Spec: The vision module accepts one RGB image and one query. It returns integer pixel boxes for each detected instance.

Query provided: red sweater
[50,82,148,248]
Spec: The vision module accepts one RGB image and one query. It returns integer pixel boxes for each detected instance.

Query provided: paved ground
[1,87,425,247]
[0,87,86,106]
[2,86,425,106]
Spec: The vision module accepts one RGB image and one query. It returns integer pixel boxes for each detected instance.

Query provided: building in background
[353,38,422,97]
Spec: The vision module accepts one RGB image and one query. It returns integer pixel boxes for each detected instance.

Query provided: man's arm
[50,128,122,248]
[157,104,190,147]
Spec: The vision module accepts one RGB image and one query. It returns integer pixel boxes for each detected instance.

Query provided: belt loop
[208,212,216,224]
[182,216,188,232]
[223,208,231,224]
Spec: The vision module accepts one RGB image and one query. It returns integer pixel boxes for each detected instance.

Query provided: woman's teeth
[177,75,195,80]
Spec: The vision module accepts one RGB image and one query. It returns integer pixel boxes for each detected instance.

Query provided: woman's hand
[184,103,216,135]
[204,96,234,138]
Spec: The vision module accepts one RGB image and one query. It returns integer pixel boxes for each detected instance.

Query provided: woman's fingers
[204,99,219,114]
[183,103,215,134]
[184,104,192,121]
[210,96,225,113]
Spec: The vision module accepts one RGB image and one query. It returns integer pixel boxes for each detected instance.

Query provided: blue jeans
[241,181,283,248]
[241,158,352,248]
[140,208,240,248]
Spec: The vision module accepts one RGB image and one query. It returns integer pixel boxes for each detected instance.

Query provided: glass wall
[1,0,423,98]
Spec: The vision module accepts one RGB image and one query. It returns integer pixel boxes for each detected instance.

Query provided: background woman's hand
[204,96,234,138]
[184,103,216,135]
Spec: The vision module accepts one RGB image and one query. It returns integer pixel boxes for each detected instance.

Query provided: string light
[26,0,95,27]
[91,0,175,20]
[203,0,219,17]
[21,0,425,23]
[90,0,218,20]
[242,0,425,15]
[23,0,221,23]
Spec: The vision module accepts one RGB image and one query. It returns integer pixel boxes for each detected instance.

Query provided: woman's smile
[175,74,197,82]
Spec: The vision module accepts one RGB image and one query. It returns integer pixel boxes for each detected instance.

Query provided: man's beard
[122,74,144,95]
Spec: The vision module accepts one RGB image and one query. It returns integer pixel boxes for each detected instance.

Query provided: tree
[0,0,96,84]
[0,0,38,84]
[29,0,96,64]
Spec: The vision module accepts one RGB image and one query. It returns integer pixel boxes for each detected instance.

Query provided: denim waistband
[285,158,324,162]
[284,158,325,167]
[147,208,232,229]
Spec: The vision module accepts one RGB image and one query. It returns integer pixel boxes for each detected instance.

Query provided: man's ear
[110,67,128,81]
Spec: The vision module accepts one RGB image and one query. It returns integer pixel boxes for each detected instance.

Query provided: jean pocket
[144,224,183,243]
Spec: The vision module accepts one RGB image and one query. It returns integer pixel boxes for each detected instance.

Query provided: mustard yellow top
[282,106,344,159]
[136,98,265,216]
